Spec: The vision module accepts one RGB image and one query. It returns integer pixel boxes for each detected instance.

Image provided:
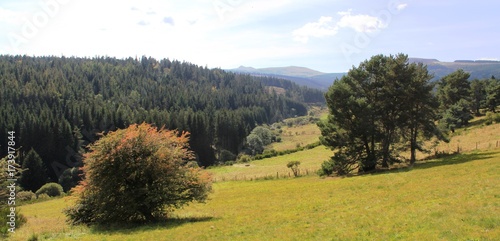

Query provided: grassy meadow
[268,123,321,152]
[10,116,500,241]
[267,106,326,152]
[11,149,500,240]
[208,145,331,182]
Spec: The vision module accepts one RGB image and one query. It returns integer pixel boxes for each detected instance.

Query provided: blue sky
[0,0,499,72]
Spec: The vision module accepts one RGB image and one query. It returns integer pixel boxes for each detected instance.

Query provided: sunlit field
[12,149,500,241]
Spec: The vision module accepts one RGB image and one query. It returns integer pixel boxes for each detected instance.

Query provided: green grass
[11,115,500,240]
[268,107,326,152]
[11,150,500,240]
[269,123,321,151]
[208,146,331,181]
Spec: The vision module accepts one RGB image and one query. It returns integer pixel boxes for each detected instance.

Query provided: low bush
[36,193,51,200]
[318,151,357,176]
[35,183,64,197]
[237,155,252,163]
[486,112,500,125]
[16,191,36,202]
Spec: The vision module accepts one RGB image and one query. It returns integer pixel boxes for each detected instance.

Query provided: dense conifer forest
[0,55,324,183]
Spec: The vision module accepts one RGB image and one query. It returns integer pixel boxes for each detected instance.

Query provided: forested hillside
[0,55,324,183]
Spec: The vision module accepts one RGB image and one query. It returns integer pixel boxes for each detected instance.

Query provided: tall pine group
[318,54,499,175]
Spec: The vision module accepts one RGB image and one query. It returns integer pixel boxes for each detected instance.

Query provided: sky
[0,0,499,73]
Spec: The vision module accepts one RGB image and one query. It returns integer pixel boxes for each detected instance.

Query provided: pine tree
[19,148,48,192]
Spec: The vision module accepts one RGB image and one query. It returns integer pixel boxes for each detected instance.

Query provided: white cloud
[396,3,408,11]
[293,10,388,43]
[0,7,24,25]
[292,16,338,43]
[337,9,387,33]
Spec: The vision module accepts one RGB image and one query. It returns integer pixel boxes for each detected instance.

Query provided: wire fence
[212,168,317,183]
[213,139,500,183]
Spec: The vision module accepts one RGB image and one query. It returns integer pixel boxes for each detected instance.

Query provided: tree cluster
[437,70,499,131]
[318,54,444,175]
[0,55,324,190]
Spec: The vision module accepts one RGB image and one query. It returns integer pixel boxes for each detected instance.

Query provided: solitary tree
[65,123,212,225]
[286,161,301,177]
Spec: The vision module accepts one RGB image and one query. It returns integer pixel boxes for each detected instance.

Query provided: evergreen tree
[19,148,48,192]
[437,69,472,110]
[437,69,473,129]
[485,77,500,112]
[401,63,444,164]
[470,79,487,116]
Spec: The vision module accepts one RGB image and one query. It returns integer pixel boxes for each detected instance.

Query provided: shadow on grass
[367,151,498,176]
[413,151,496,170]
[89,216,217,235]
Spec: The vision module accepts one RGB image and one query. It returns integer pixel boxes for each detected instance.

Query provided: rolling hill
[409,58,500,80]
[229,58,500,90]
[229,66,344,90]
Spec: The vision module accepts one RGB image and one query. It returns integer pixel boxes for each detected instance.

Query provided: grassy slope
[268,124,321,151]
[208,146,331,181]
[12,117,500,240]
[405,117,500,160]
[12,150,500,240]
[268,106,326,152]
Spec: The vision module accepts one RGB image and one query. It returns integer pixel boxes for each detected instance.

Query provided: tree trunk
[140,207,156,222]
[409,128,418,165]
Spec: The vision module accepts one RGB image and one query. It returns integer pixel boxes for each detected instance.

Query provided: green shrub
[16,191,36,202]
[317,159,335,177]
[486,112,500,123]
[36,193,51,200]
[318,151,357,176]
[217,149,236,163]
[35,183,64,197]
[58,167,83,192]
[237,155,252,163]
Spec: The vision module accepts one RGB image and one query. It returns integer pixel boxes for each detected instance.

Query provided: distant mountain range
[228,66,344,90]
[229,58,500,90]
